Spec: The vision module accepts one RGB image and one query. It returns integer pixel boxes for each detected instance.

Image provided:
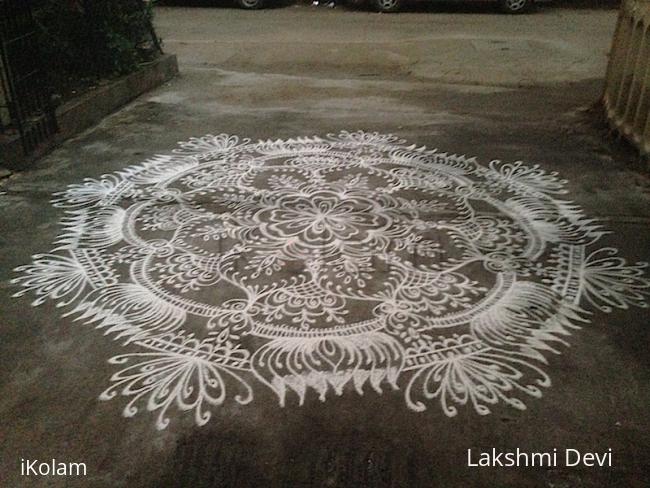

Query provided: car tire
[499,0,531,14]
[237,0,265,9]
[374,0,401,13]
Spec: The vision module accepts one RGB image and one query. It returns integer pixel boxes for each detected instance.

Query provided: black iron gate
[0,0,58,159]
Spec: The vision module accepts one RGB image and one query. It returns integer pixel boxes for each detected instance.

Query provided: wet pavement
[1,4,650,488]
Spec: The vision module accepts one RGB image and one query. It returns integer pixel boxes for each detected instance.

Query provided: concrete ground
[1,4,650,488]
[156,3,616,86]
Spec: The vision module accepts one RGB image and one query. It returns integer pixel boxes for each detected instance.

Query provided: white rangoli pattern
[12,132,650,429]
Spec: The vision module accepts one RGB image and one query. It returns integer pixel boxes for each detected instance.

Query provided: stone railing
[604,0,650,157]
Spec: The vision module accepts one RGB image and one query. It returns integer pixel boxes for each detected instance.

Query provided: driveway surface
[1,4,649,488]
[156,4,616,85]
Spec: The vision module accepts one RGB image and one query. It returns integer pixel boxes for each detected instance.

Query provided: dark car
[237,0,533,13]
[371,0,533,13]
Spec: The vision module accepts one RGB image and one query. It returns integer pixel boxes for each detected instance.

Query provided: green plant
[34,0,160,94]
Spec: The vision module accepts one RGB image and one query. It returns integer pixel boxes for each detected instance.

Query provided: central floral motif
[263,190,387,246]
[12,131,650,429]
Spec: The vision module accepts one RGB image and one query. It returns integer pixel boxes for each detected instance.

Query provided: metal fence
[603,0,650,157]
[0,0,58,158]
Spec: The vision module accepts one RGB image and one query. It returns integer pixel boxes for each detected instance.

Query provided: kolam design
[13,132,650,429]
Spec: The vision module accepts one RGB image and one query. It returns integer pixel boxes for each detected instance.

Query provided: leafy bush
[34,0,160,94]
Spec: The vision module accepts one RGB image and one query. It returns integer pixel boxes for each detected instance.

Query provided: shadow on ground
[146,424,436,487]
